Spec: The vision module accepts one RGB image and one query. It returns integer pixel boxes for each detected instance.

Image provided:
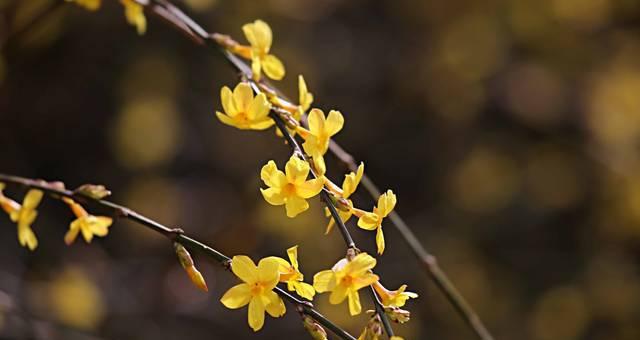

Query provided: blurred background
[1,0,640,339]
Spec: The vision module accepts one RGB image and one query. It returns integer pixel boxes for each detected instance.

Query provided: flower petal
[220,283,252,309]
[285,156,310,184]
[264,291,286,317]
[233,83,253,113]
[248,297,266,331]
[251,56,262,81]
[220,86,237,116]
[357,212,380,230]
[296,178,324,199]
[248,93,270,120]
[260,161,286,188]
[261,188,285,206]
[325,110,344,136]
[313,270,336,293]
[376,226,385,255]
[346,253,377,276]
[293,281,316,300]
[377,190,397,217]
[347,289,362,315]
[329,284,348,305]
[231,255,258,284]
[248,118,275,130]
[64,224,80,245]
[257,257,280,290]
[263,54,285,80]
[307,109,325,136]
[285,196,309,218]
[216,111,239,128]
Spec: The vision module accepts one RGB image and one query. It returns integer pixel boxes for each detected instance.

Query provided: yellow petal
[18,226,37,250]
[263,54,285,81]
[357,212,380,230]
[285,196,309,218]
[285,156,310,184]
[329,284,348,305]
[186,265,209,292]
[231,255,258,284]
[89,216,112,236]
[220,86,237,116]
[243,20,272,52]
[233,82,253,113]
[264,291,286,317]
[325,110,344,136]
[248,93,271,120]
[81,220,94,243]
[296,178,324,199]
[377,190,397,217]
[286,246,299,269]
[298,75,313,111]
[346,253,377,276]
[261,188,286,206]
[307,109,325,135]
[376,227,385,255]
[260,161,286,188]
[313,270,336,293]
[215,111,239,128]
[293,281,316,300]
[248,118,275,130]
[352,273,379,291]
[313,155,326,177]
[342,162,364,198]
[23,190,43,210]
[251,56,262,81]
[347,289,362,315]
[64,224,80,245]
[248,297,266,331]
[257,257,280,289]
[221,283,252,309]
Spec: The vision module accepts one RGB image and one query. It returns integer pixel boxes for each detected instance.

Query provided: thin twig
[0,173,357,340]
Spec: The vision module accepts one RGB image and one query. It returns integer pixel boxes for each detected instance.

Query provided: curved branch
[0,173,356,340]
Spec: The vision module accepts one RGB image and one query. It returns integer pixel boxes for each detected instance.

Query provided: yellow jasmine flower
[7,189,44,251]
[220,255,286,331]
[372,281,418,308]
[313,253,379,316]
[298,75,314,113]
[174,243,208,292]
[65,0,101,11]
[260,155,324,218]
[300,108,344,174]
[216,82,274,130]
[357,190,397,255]
[325,162,364,234]
[62,197,112,245]
[120,0,146,35]
[242,20,285,81]
[264,245,315,300]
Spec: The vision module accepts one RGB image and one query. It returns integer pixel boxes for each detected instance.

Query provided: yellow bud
[302,315,328,340]
[174,243,208,292]
[74,184,111,199]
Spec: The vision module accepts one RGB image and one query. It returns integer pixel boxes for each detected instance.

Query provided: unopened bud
[174,243,208,292]
[385,306,411,323]
[302,315,328,340]
[74,184,111,199]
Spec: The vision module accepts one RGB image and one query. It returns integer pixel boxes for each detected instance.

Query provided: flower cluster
[213,19,416,337]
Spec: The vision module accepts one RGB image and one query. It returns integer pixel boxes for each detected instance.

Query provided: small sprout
[302,315,328,340]
[174,242,208,292]
[74,184,112,200]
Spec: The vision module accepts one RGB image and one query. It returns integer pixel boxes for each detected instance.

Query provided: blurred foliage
[1,0,640,339]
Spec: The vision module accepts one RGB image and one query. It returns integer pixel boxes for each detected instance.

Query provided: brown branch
[0,173,357,340]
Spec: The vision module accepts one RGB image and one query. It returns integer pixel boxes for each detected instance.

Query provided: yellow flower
[313,253,379,315]
[264,245,315,300]
[357,190,396,255]
[260,156,324,218]
[8,190,44,251]
[390,337,405,340]
[120,0,146,35]
[65,0,101,11]
[174,243,208,292]
[242,20,285,81]
[0,183,20,216]
[372,281,418,308]
[220,255,286,331]
[216,82,274,130]
[298,75,314,113]
[63,198,112,245]
[325,162,364,234]
[300,108,344,174]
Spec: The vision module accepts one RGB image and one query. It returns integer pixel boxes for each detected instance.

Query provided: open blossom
[65,0,101,11]
[260,156,324,218]
[372,281,418,308]
[300,108,344,174]
[325,162,364,234]
[265,245,315,300]
[216,82,274,130]
[242,20,285,81]
[220,256,286,331]
[121,0,146,35]
[3,189,44,251]
[62,197,112,245]
[313,253,379,316]
[357,190,397,255]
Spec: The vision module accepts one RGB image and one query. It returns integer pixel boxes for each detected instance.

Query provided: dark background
[1,0,640,339]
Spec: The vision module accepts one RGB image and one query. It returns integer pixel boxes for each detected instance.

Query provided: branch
[0,173,356,340]
[127,1,495,339]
